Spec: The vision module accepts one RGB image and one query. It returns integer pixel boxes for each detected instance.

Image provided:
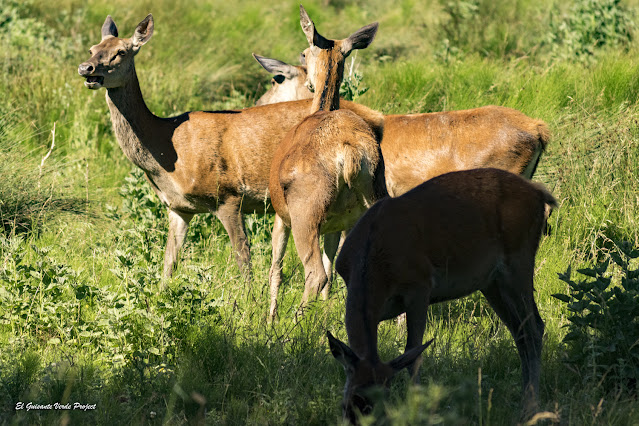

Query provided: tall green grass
[1,0,639,424]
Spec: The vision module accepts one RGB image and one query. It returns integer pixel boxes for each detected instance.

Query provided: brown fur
[330,168,557,423]
[77,14,383,280]
[381,106,549,196]
[267,7,382,319]
[255,57,550,192]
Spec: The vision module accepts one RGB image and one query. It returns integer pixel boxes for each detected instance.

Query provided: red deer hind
[253,53,313,106]
[268,6,386,320]
[328,168,557,423]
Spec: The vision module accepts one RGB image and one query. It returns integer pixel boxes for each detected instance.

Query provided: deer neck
[310,55,344,113]
[105,68,165,173]
[345,290,380,364]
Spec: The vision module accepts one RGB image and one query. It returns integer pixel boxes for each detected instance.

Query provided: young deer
[268,6,386,320]
[328,168,556,423]
[77,14,383,281]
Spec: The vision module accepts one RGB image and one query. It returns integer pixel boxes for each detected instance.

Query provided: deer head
[78,14,154,90]
[327,332,432,423]
[298,5,377,110]
[252,54,312,105]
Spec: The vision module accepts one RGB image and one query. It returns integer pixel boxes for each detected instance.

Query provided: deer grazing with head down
[77,13,385,282]
[328,167,557,423]
[268,6,386,320]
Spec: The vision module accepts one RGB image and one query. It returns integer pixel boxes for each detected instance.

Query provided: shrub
[547,0,635,61]
[553,242,639,393]
[340,54,369,101]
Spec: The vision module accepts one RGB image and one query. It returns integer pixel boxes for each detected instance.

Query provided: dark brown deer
[328,167,556,423]
[77,14,383,281]
[268,6,385,320]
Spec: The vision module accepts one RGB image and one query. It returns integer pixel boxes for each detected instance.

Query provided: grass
[1,0,639,424]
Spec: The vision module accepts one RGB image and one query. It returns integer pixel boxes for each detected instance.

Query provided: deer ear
[341,22,378,56]
[327,331,359,371]
[132,14,154,48]
[299,5,333,49]
[101,15,118,40]
[388,339,433,374]
[252,54,300,79]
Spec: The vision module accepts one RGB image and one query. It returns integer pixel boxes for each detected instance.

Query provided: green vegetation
[553,243,639,394]
[1,0,639,424]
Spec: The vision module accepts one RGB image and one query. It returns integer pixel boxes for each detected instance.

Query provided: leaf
[563,330,582,342]
[577,268,598,278]
[552,293,572,303]
[557,266,572,283]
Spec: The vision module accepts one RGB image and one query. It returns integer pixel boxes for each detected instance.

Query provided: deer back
[336,168,556,310]
[381,106,550,196]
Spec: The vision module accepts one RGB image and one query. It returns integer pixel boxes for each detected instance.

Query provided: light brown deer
[77,14,384,280]
[328,167,557,423]
[255,53,549,187]
[254,54,310,106]
[253,53,313,106]
[253,52,341,284]
[268,6,386,320]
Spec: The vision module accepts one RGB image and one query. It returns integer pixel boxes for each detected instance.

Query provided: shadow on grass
[1,320,344,425]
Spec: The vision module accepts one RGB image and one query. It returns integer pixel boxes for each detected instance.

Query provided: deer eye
[118,50,126,56]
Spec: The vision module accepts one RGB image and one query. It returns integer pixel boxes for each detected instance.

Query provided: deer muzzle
[78,62,104,89]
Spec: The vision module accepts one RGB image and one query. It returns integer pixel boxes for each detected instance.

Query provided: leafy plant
[438,0,480,61]
[553,242,639,392]
[547,0,635,61]
[340,54,369,101]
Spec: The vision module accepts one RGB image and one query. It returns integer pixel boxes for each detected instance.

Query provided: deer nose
[78,63,94,76]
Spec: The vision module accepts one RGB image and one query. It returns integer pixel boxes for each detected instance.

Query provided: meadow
[1,0,639,424]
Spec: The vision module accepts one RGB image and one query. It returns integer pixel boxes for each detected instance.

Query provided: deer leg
[163,209,194,279]
[290,215,327,309]
[321,232,340,300]
[268,214,291,322]
[216,197,251,280]
[404,291,430,383]
[481,266,544,416]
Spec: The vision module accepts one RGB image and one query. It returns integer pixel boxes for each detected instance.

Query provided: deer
[77,13,386,282]
[261,57,550,320]
[268,6,387,320]
[327,167,557,423]
[253,53,313,106]
[254,53,550,190]
[253,52,343,285]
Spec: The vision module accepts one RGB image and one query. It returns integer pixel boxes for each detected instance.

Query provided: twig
[38,122,56,187]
